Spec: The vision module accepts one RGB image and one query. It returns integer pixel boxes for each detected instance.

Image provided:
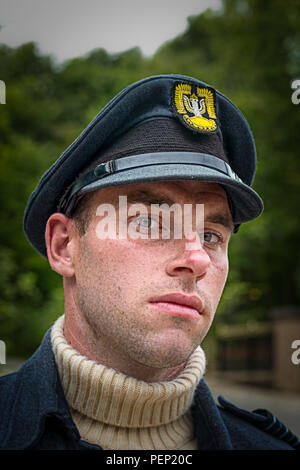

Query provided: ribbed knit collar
[51,315,206,449]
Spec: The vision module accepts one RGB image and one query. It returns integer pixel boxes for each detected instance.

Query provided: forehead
[91,180,228,203]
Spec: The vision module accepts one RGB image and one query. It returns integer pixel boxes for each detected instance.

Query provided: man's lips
[148,293,203,317]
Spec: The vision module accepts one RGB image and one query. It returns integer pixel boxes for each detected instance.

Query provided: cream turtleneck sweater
[51,315,206,450]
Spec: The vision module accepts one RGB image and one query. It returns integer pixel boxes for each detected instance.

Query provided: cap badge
[173,83,218,132]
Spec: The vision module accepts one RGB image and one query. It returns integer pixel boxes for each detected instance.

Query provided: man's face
[70,180,233,371]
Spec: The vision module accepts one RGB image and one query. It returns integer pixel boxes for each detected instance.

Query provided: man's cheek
[210,260,229,302]
[217,255,229,282]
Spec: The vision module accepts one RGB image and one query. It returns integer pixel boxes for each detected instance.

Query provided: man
[0,75,299,450]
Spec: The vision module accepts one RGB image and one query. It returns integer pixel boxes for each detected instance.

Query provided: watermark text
[291,339,300,365]
[291,79,300,105]
[0,80,6,104]
[95,197,205,250]
[0,340,6,365]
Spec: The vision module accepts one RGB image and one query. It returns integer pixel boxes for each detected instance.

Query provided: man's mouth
[148,293,203,319]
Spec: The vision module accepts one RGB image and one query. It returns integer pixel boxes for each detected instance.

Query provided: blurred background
[0,0,299,434]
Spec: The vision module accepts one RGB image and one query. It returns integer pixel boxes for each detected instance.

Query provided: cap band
[59,152,242,216]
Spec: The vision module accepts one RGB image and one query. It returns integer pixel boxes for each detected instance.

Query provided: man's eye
[135,216,159,230]
[201,232,222,245]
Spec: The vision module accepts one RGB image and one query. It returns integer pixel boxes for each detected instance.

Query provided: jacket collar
[191,379,233,450]
[3,326,233,450]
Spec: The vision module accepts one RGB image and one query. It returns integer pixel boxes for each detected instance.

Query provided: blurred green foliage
[0,0,299,357]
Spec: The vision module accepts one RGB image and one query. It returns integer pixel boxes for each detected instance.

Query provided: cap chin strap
[59,151,242,217]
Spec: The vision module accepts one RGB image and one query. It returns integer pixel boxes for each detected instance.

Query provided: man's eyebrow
[205,213,234,232]
[125,190,176,207]
[121,190,234,231]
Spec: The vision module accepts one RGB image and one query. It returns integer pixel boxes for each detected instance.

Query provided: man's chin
[136,335,201,370]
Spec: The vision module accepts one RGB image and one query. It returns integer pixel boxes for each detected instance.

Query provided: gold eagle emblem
[174,83,218,132]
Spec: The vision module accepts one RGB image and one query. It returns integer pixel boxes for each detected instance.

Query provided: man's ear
[45,213,76,277]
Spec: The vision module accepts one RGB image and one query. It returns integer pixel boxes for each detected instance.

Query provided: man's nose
[165,232,210,280]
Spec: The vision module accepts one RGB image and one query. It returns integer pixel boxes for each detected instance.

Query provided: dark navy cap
[23,74,264,258]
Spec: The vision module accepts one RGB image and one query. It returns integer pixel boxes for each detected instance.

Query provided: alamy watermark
[291,340,300,365]
[0,340,6,365]
[0,80,6,104]
[95,196,205,250]
[291,79,300,105]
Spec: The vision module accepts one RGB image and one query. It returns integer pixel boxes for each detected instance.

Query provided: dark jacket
[0,328,299,450]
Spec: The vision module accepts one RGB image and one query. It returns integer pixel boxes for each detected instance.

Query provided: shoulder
[0,329,75,449]
[0,370,20,443]
[217,395,300,450]
[0,370,19,406]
